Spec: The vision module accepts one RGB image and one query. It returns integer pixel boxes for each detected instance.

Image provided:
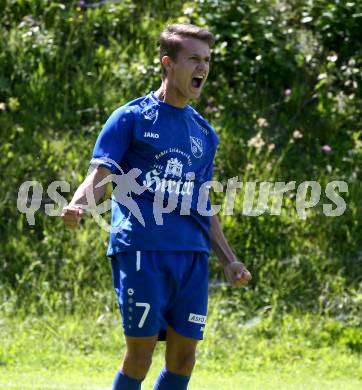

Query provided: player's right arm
[62,105,134,229]
[61,166,111,229]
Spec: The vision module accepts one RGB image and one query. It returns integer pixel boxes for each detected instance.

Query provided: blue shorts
[111,251,209,340]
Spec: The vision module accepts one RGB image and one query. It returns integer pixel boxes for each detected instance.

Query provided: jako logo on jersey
[188,313,206,325]
[190,136,203,158]
[144,132,159,139]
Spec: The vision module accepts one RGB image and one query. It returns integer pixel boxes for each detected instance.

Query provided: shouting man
[61,23,251,390]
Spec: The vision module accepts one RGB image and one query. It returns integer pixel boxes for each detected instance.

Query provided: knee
[123,351,153,378]
[166,350,196,376]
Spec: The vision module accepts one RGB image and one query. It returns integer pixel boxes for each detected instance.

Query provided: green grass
[1,302,362,389]
[1,367,362,390]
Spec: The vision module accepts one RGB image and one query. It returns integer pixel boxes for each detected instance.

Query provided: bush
[0,0,361,317]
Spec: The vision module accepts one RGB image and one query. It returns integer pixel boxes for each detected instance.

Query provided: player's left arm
[210,215,252,287]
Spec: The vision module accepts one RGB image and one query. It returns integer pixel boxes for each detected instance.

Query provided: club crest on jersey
[190,136,203,158]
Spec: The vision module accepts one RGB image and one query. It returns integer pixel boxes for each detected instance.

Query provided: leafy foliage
[0,0,361,318]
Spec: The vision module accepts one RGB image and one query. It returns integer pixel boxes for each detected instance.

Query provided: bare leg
[165,326,198,376]
[120,334,158,381]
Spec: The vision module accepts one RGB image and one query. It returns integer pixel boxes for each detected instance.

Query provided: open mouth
[191,76,203,89]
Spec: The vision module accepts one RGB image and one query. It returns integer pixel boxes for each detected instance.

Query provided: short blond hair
[158,24,215,78]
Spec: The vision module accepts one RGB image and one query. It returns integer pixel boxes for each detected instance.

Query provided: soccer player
[61,24,251,390]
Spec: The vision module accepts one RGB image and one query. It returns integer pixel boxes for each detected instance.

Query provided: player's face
[167,37,211,102]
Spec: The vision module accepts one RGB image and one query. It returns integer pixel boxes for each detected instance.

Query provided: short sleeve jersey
[91,91,219,256]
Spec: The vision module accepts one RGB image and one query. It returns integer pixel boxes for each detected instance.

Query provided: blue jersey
[91,91,219,256]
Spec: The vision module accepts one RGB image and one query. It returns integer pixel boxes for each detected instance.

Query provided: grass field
[1,301,362,390]
[2,366,362,390]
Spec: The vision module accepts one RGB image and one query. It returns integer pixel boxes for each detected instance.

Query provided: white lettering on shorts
[136,302,151,328]
[188,313,206,325]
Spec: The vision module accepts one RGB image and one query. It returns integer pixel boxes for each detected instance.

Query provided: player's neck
[154,82,188,108]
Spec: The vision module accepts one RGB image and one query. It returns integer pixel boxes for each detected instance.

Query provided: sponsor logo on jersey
[143,158,195,196]
[190,136,203,158]
[188,313,206,324]
[143,170,194,196]
[165,158,183,178]
[144,131,159,139]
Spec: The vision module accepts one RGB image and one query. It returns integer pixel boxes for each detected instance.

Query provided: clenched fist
[61,205,84,229]
[224,261,252,287]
